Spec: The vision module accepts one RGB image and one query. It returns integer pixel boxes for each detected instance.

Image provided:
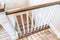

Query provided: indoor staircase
[19,29,59,40]
[0,1,60,40]
[0,26,59,40]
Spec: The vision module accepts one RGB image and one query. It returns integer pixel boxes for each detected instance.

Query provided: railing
[0,2,5,12]
[6,1,60,15]
[0,1,60,39]
[0,7,4,12]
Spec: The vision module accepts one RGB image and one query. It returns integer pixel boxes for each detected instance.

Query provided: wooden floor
[0,26,59,40]
[19,29,59,40]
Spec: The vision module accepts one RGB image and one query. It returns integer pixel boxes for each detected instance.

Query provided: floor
[19,29,59,40]
[0,25,59,40]
[0,26,11,40]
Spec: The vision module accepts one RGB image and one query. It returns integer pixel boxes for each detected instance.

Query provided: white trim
[0,13,18,40]
[21,14,26,34]
[26,11,29,33]
[15,15,22,35]
[49,23,60,38]
[31,12,34,32]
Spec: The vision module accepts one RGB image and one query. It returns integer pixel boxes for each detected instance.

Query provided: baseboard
[49,23,60,38]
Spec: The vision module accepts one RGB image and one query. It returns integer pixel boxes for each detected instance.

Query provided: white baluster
[15,14,22,36]
[34,15,37,31]
[31,11,34,32]
[37,9,43,30]
[21,14,26,34]
[39,8,44,29]
[26,11,29,33]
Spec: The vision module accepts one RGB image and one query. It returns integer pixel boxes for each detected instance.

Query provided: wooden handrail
[6,1,60,15]
[0,7,4,12]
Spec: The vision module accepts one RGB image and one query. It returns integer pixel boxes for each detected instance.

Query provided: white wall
[0,0,4,8]
[29,0,59,6]
[50,5,60,32]
[4,0,27,10]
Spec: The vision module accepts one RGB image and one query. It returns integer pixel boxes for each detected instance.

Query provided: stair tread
[19,29,59,40]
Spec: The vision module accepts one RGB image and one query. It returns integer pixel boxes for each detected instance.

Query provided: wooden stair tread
[19,29,59,40]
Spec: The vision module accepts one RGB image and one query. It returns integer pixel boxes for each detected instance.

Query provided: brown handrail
[6,1,60,15]
[0,7,4,12]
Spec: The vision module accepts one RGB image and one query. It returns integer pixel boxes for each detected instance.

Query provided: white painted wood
[15,15,22,36]
[34,14,37,31]
[20,13,26,34]
[37,8,43,29]
[0,0,4,6]
[49,23,60,38]
[0,12,17,39]
[46,5,57,24]
[26,11,29,33]
[29,0,60,31]
[31,12,34,32]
